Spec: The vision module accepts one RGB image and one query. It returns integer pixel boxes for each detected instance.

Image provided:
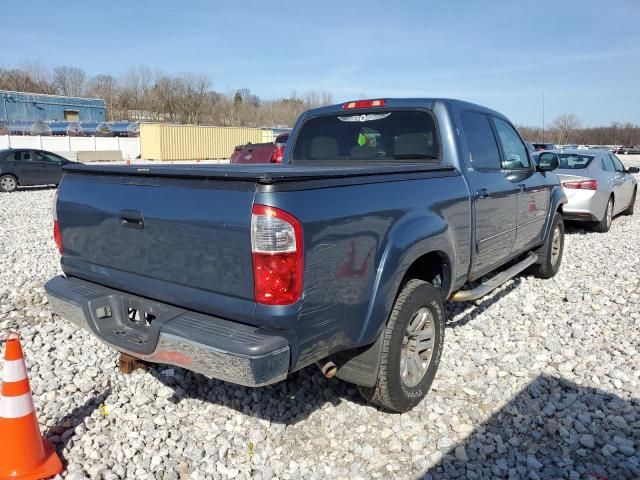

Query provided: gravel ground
[1,179,639,480]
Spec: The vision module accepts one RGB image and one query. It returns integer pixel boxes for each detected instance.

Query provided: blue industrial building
[0,90,106,123]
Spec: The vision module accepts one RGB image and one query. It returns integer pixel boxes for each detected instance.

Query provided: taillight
[343,99,386,109]
[251,205,303,305]
[562,179,597,190]
[53,220,63,254]
[52,189,63,254]
[271,143,285,163]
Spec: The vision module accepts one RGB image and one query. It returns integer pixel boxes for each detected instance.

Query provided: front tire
[0,174,18,193]
[358,279,445,413]
[593,197,613,232]
[532,213,564,279]
[622,188,636,216]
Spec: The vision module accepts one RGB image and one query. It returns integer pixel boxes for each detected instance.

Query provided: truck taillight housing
[271,143,285,163]
[562,179,597,190]
[251,205,303,305]
[53,189,63,254]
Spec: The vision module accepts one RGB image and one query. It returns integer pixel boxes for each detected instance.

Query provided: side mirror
[627,166,639,174]
[537,152,559,172]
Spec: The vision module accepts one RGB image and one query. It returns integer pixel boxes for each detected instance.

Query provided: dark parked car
[0,148,76,192]
[230,133,289,163]
[621,146,640,154]
[46,98,565,412]
[532,142,555,151]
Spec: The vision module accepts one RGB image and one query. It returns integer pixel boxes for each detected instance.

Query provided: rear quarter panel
[256,173,471,370]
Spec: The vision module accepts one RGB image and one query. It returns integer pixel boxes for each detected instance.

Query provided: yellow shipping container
[140,124,273,161]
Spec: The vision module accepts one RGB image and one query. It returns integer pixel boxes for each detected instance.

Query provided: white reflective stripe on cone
[2,359,28,382]
[0,392,35,418]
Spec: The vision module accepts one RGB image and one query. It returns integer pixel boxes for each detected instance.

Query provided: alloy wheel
[400,307,435,387]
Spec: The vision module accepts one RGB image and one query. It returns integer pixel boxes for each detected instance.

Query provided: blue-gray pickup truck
[45,98,566,412]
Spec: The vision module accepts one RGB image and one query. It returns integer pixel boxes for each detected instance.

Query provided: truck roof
[302,98,508,121]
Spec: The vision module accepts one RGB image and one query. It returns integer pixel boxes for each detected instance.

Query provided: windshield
[291,110,439,163]
[558,153,594,169]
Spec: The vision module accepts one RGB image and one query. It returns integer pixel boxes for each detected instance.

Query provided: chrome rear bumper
[45,276,290,387]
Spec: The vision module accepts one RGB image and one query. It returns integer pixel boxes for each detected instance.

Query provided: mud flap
[333,330,385,387]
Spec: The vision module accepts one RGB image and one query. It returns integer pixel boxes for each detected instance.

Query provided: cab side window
[492,118,531,170]
[460,111,501,170]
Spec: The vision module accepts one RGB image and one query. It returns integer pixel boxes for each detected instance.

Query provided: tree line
[518,114,640,147]
[0,63,332,127]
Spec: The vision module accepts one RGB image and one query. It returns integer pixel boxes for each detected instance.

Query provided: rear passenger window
[8,151,31,162]
[602,155,615,172]
[461,111,501,170]
[492,118,530,169]
[610,155,625,172]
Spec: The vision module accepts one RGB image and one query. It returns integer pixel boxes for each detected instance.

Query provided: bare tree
[53,66,86,96]
[86,74,118,120]
[550,114,582,145]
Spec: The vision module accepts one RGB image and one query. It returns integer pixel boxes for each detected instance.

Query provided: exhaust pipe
[316,360,337,378]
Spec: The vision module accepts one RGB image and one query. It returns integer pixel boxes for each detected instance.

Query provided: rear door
[9,150,40,185]
[460,111,518,277]
[491,117,549,253]
[33,151,65,185]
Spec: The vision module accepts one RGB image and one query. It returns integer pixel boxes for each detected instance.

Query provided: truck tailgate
[57,172,257,321]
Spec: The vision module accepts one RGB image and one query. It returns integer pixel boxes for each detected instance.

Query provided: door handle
[517,183,526,192]
[475,188,489,199]
[120,209,144,228]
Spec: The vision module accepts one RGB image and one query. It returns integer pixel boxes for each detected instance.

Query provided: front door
[460,111,518,278]
[491,117,550,252]
[610,154,633,212]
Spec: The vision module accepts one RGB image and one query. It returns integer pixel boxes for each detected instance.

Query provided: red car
[230,133,289,164]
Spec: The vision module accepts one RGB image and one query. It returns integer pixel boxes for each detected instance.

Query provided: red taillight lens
[251,205,303,305]
[53,219,63,254]
[271,144,285,163]
[562,179,597,190]
[342,99,386,109]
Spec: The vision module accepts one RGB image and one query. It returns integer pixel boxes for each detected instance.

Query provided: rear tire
[593,197,613,232]
[0,174,18,193]
[622,188,636,216]
[357,279,445,413]
[531,213,564,279]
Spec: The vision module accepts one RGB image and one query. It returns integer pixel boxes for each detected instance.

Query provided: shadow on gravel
[422,374,639,480]
[564,221,596,235]
[11,185,58,193]
[150,366,365,424]
[46,387,112,452]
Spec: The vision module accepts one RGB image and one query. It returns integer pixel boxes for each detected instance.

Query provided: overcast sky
[3,0,640,126]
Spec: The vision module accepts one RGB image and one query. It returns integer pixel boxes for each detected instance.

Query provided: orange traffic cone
[0,333,63,479]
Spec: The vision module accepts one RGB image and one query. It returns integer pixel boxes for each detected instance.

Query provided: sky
[3,0,640,127]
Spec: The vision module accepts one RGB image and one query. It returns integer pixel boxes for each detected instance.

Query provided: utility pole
[542,92,545,143]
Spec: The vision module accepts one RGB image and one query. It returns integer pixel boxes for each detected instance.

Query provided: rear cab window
[291,110,439,163]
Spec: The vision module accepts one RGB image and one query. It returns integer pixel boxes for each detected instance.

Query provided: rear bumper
[562,188,606,222]
[44,276,290,387]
